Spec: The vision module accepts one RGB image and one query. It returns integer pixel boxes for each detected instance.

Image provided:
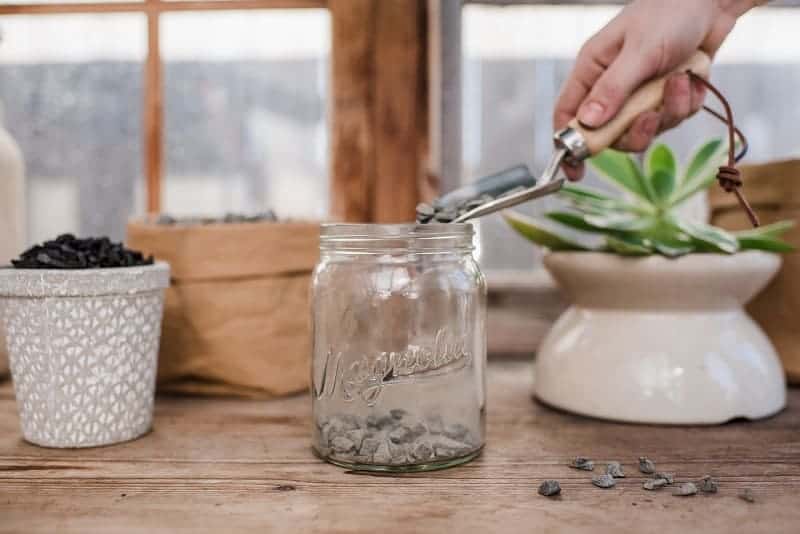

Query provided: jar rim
[320,223,474,253]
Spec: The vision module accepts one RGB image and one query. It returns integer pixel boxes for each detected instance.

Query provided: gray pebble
[673,482,698,497]
[738,488,755,503]
[359,438,381,457]
[426,417,444,435]
[434,436,473,453]
[411,442,434,462]
[654,472,674,484]
[346,429,366,451]
[638,457,656,474]
[606,461,625,478]
[570,456,594,471]
[390,409,407,420]
[331,436,356,454]
[436,205,460,222]
[443,423,470,441]
[698,475,718,493]
[416,203,435,218]
[366,414,394,430]
[538,480,561,497]
[317,411,478,467]
[373,441,392,464]
[592,473,616,489]
[643,478,669,491]
[388,425,414,444]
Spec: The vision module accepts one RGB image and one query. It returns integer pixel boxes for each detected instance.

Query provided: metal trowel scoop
[433,51,711,223]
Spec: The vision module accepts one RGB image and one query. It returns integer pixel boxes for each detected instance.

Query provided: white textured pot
[0,263,169,447]
[536,251,785,425]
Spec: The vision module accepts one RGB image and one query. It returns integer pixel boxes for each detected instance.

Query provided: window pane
[0,14,145,246]
[463,5,800,270]
[161,9,330,219]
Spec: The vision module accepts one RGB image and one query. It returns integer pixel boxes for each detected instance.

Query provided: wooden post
[329,0,375,222]
[329,0,429,223]
[372,0,427,222]
[144,7,163,214]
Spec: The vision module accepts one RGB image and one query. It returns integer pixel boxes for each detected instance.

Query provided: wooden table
[1,360,799,533]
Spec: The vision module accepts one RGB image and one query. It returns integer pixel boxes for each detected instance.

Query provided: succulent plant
[506,139,794,257]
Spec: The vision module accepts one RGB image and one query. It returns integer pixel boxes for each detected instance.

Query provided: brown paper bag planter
[0,320,8,380]
[710,159,800,384]
[127,219,319,397]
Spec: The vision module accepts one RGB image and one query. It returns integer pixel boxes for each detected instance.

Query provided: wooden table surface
[1,360,799,533]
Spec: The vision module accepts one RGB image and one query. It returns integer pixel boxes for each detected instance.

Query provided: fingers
[562,161,585,182]
[577,44,660,128]
[553,20,625,130]
[611,111,661,152]
[660,73,692,130]
[611,73,704,152]
[689,77,707,114]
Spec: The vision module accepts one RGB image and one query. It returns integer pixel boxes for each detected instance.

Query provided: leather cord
[687,70,759,227]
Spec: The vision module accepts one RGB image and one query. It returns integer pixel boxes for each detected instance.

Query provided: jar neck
[320,223,474,256]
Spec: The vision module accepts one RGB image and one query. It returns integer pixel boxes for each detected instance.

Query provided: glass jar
[311,223,487,472]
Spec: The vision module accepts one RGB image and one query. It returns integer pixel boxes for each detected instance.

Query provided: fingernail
[578,101,605,128]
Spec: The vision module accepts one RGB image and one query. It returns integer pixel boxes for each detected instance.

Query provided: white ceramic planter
[0,262,169,447]
[536,251,785,425]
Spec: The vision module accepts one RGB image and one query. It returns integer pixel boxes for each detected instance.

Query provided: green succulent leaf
[649,238,696,258]
[545,211,599,232]
[559,183,614,201]
[583,212,654,232]
[504,211,591,251]
[588,149,650,202]
[673,219,739,254]
[735,221,796,252]
[737,235,795,253]
[683,138,724,186]
[671,138,726,206]
[646,144,677,184]
[650,169,676,204]
[604,235,653,256]
[560,183,652,215]
[735,220,795,239]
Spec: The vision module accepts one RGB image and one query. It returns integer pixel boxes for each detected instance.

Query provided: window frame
[0,0,429,222]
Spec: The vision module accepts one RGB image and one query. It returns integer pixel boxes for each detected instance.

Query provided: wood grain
[330,0,428,222]
[372,0,426,223]
[143,10,163,214]
[329,0,375,222]
[1,361,799,533]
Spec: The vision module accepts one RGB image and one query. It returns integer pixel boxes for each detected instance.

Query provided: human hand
[554,0,761,180]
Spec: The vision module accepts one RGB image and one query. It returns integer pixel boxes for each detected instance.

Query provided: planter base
[535,307,786,425]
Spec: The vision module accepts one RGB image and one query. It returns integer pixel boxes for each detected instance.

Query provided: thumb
[577,45,660,129]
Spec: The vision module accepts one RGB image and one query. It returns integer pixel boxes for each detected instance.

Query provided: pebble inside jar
[311,223,487,472]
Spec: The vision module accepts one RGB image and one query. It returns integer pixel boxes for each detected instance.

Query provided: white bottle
[0,101,25,265]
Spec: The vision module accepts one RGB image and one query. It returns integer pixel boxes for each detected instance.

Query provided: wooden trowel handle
[567,50,711,156]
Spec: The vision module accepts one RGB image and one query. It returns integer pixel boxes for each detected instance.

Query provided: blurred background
[2,0,800,271]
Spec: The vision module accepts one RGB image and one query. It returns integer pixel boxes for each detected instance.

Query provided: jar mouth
[320,223,474,253]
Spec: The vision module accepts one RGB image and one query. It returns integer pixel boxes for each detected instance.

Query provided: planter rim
[543,250,781,309]
[545,249,780,267]
[0,261,170,298]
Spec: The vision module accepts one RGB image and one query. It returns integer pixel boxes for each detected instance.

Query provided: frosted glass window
[161,9,330,220]
[0,14,146,245]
